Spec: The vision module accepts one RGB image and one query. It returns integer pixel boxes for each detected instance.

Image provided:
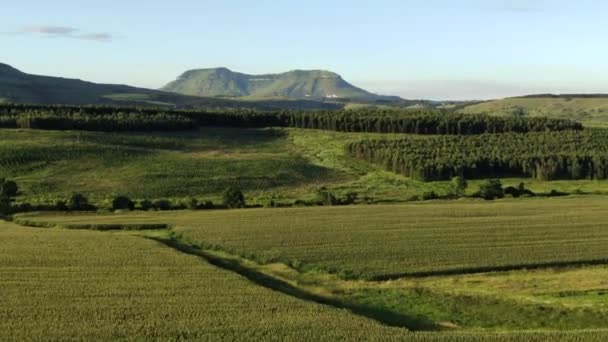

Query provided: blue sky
[2,0,607,100]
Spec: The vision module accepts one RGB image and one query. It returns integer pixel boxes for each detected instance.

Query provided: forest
[0,104,582,133]
[347,130,608,181]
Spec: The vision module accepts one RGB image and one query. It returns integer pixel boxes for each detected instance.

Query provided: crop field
[0,221,418,340]
[19,196,608,279]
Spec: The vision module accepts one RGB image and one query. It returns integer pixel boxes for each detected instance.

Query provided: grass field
[19,196,608,279]
[0,221,417,340]
[459,97,608,127]
[4,127,608,208]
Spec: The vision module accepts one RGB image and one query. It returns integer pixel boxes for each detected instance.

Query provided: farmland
[19,196,608,279]
[10,200,608,335]
[0,222,414,340]
[2,107,608,339]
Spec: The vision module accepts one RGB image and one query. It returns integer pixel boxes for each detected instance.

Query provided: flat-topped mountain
[0,63,340,110]
[161,67,399,101]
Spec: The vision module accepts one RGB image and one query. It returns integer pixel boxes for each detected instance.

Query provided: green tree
[450,176,468,197]
[0,179,18,214]
[112,196,135,211]
[69,193,90,211]
[223,187,246,209]
[478,179,504,200]
[316,187,338,206]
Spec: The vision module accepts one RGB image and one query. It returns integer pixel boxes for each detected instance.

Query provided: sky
[2,0,608,100]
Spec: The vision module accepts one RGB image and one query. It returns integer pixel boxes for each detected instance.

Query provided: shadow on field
[149,236,439,332]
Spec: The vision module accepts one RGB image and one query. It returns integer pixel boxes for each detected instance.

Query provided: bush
[293,199,309,207]
[547,189,569,197]
[69,193,92,211]
[478,179,504,200]
[223,187,246,209]
[112,196,135,211]
[55,200,68,211]
[153,199,172,211]
[200,201,215,209]
[450,176,468,198]
[505,183,536,198]
[341,192,358,205]
[186,198,199,210]
[504,186,520,198]
[139,199,154,211]
[316,187,338,206]
[422,191,439,201]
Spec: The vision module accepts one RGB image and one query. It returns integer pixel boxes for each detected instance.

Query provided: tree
[450,176,468,197]
[223,187,246,209]
[153,199,172,211]
[478,179,504,200]
[315,187,338,206]
[139,199,154,211]
[2,180,18,197]
[0,179,18,214]
[69,193,90,211]
[112,196,135,211]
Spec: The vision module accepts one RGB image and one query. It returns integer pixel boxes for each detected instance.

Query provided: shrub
[223,187,246,209]
[69,193,91,211]
[186,198,199,210]
[200,201,215,210]
[478,179,504,200]
[293,199,309,207]
[547,189,569,197]
[422,191,439,201]
[450,176,468,198]
[112,196,135,211]
[505,183,536,198]
[55,200,68,211]
[153,199,172,211]
[139,199,154,211]
[341,192,358,205]
[316,187,338,206]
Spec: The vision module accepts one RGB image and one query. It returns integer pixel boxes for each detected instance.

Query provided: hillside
[0,63,341,110]
[459,95,608,126]
[162,67,399,101]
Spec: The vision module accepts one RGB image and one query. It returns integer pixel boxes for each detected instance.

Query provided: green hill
[0,63,341,110]
[161,67,400,101]
[459,95,608,127]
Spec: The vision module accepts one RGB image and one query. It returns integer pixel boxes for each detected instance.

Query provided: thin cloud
[24,26,78,35]
[76,33,113,42]
[3,25,114,42]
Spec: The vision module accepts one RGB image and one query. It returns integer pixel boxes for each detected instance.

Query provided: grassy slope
[343,265,608,331]
[0,221,415,340]
[459,97,608,127]
[4,126,608,206]
[20,196,608,279]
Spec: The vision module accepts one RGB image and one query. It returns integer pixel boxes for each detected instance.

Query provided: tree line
[0,104,582,134]
[347,130,608,181]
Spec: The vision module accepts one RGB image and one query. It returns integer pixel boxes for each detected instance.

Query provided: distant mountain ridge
[0,63,341,110]
[161,67,400,101]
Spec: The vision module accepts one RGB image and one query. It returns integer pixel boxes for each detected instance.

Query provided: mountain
[161,67,400,101]
[0,63,341,110]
